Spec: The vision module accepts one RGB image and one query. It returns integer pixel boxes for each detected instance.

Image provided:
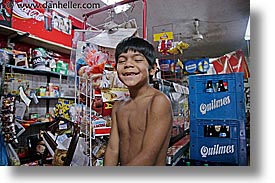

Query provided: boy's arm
[104,102,120,166]
[125,94,172,166]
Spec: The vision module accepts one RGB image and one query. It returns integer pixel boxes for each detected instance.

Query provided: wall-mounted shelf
[2,64,75,78]
[30,96,75,100]
[0,25,72,55]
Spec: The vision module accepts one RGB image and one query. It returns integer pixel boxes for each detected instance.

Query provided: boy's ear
[149,65,156,76]
[149,63,159,76]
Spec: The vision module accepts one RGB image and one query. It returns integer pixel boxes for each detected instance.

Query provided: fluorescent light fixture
[244,17,250,40]
[101,0,131,14]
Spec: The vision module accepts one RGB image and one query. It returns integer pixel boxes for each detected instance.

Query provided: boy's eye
[134,57,144,62]
[118,60,126,63]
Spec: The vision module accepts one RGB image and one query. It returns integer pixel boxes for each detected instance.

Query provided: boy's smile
[123,71,139,76]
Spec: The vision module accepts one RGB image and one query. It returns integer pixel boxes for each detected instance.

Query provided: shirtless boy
[104,36,173,166]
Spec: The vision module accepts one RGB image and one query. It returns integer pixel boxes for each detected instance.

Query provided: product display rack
[71,0,148,166]
[151,23,191,165]
[0,21,77,165]
[162,80,190,165]
[1,63,75,112]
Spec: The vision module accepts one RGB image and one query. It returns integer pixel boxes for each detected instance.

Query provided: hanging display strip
[0,96,18,143]
[93,127,111,138]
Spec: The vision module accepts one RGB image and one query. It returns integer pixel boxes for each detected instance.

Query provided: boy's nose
[124,60,134,68]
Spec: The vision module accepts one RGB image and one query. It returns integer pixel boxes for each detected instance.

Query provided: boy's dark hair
[115,36,156,69]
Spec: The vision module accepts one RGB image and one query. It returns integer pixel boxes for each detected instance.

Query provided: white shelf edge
[0,25,72,54]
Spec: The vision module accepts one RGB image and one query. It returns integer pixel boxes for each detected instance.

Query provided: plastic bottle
[209,125,215,137]
[204,125,210,137]
[206,80,214,93]
[217,80,226,92]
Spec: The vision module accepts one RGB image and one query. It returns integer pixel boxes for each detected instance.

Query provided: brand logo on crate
[199,96,231,115]
[200,144,235,158]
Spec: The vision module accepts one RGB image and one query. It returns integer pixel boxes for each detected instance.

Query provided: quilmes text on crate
[200,143,235,158]
[199,95,231,115]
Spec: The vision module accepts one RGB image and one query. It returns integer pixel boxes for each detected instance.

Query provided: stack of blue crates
[188,73,247,166]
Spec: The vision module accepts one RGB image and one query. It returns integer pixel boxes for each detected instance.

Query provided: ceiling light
[192,33,203,41]
[101,0,131,14]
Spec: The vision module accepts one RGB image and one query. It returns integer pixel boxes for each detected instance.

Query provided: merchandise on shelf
[31,47,48,70]
[167,41,189,55]
[159,59,183,81]
[12,50,28,68]
[53,99,74,121]
[91,137,108,166]
[0,49,13,65]
[1,96,18,143]
[183,57,210,74]
[0,8,79,166]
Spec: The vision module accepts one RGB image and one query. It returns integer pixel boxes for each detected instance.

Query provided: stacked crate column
[188,73,247,166]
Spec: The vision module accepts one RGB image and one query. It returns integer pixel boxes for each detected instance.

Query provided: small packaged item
[12,50,28,68]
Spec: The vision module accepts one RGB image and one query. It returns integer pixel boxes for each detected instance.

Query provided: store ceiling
[57,0,250,60]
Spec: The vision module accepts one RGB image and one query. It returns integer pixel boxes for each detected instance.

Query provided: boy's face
[116,50,149,87]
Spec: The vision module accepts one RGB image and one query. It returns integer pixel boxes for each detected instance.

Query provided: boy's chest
[116,101,150,133]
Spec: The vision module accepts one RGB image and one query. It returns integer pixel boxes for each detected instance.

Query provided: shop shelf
[30,96,75,100]
[0,25,72,55]
[3,64,75,79]
[166,135,190,166]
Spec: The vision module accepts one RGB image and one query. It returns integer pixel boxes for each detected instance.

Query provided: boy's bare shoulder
[150,90,172,109]
[153,89,170,101]
[148,90,173,124]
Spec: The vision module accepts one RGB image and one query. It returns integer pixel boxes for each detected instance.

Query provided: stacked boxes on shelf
[188,73,247,166]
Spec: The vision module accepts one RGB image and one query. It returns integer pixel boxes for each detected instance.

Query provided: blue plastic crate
[190,119,245,138]
[189,73,245,121]
[189,120,247,166]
